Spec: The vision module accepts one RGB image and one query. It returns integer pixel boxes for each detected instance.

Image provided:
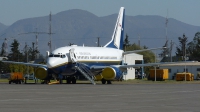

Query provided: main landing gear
[66,76,77,84]
[101,78,112,84]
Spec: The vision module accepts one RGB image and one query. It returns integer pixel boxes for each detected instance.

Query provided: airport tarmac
[0,83,199,112]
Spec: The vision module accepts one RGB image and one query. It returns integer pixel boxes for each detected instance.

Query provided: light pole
[25,43,29,75]
[124,45,127,81]
[184,41,186,81]
[183,34,187,81]
[154,50,157,81]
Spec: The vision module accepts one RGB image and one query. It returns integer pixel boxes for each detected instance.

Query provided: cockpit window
[54,55,60,57]
[61,55,66,58]
[49,54,53,57]
[48,54,66,58]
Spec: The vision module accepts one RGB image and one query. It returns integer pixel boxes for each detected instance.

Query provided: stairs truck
[8,72,24,84]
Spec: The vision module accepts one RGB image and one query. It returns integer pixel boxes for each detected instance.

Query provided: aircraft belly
[50,61,121,76]
[50,64,76,75]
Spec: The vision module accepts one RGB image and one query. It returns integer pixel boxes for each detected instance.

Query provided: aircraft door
[69,48,77,63]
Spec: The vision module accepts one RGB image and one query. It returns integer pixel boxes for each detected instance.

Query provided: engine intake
[35,67,48,80]
[101,67,122,80]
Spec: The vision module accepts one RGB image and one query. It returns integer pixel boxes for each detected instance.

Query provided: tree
[176,34,188,61]
[0,61,10,73]
[8,39,22,61]
[0,42,6,56]
[123,34,130,51]
[187,32,200,61]
[29,43,40,61]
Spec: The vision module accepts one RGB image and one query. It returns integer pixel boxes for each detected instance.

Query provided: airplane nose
[47,58,57,68]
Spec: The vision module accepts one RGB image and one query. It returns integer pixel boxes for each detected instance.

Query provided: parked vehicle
[8,72,24,84]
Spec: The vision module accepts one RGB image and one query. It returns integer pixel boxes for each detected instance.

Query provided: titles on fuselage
[77,56,117,60]
[79,52,91,55]
[77,52,117,60]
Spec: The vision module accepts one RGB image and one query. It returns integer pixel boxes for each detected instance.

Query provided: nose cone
[47,58,58,68]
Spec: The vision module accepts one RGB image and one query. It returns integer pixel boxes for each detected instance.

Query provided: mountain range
[0,9,200,56]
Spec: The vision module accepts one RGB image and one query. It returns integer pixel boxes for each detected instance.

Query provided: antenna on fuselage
[97,37,100,47]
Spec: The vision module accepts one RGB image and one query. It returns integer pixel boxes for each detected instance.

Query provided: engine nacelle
[94,74,103,81]
[35,67,48,80]
[101,67,122,80]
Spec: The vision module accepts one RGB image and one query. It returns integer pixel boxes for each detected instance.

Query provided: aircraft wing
[123,47,166,55]
[90,61,198,70]
[2,61,47,68]
[114,61,198,69]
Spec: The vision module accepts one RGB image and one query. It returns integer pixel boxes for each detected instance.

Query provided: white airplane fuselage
[47,46,124,76]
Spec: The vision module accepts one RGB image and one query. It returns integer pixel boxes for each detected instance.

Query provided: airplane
[2,7,196,85]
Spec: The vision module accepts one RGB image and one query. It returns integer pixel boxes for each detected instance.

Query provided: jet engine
[101,67,122,80]
[34,67,49,80]
[94,74,103,81]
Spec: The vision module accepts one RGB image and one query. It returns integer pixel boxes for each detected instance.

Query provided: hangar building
[123,53,143,80]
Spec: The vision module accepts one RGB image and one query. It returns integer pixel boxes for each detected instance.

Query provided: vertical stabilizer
[104,7,125,50]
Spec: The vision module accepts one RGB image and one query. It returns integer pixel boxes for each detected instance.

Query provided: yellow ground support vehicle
[176,72,194,81]
[8,72,24,84]
[148,69,169,81]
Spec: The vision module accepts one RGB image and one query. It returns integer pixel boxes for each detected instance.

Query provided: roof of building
[124,53,143,60]
[126,53,143,56]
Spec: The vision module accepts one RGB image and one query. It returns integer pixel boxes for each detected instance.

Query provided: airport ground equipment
[148,69,169,81]
[196,72,200,80]
[75,63,96,85]
[8,72,24,84]
[48,80,59,85]
[176,72,194,81]
[24,75,37,84]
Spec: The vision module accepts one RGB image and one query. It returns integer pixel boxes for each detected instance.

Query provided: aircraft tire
[41,81,45,84]
[101,78,106,84]
[66,77,71,84]
[72,77,76,84]
[107,80,112,84]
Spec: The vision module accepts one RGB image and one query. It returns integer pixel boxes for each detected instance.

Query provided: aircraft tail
[104,7,125,50]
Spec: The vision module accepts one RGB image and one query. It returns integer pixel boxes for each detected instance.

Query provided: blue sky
[0,0,200,26]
